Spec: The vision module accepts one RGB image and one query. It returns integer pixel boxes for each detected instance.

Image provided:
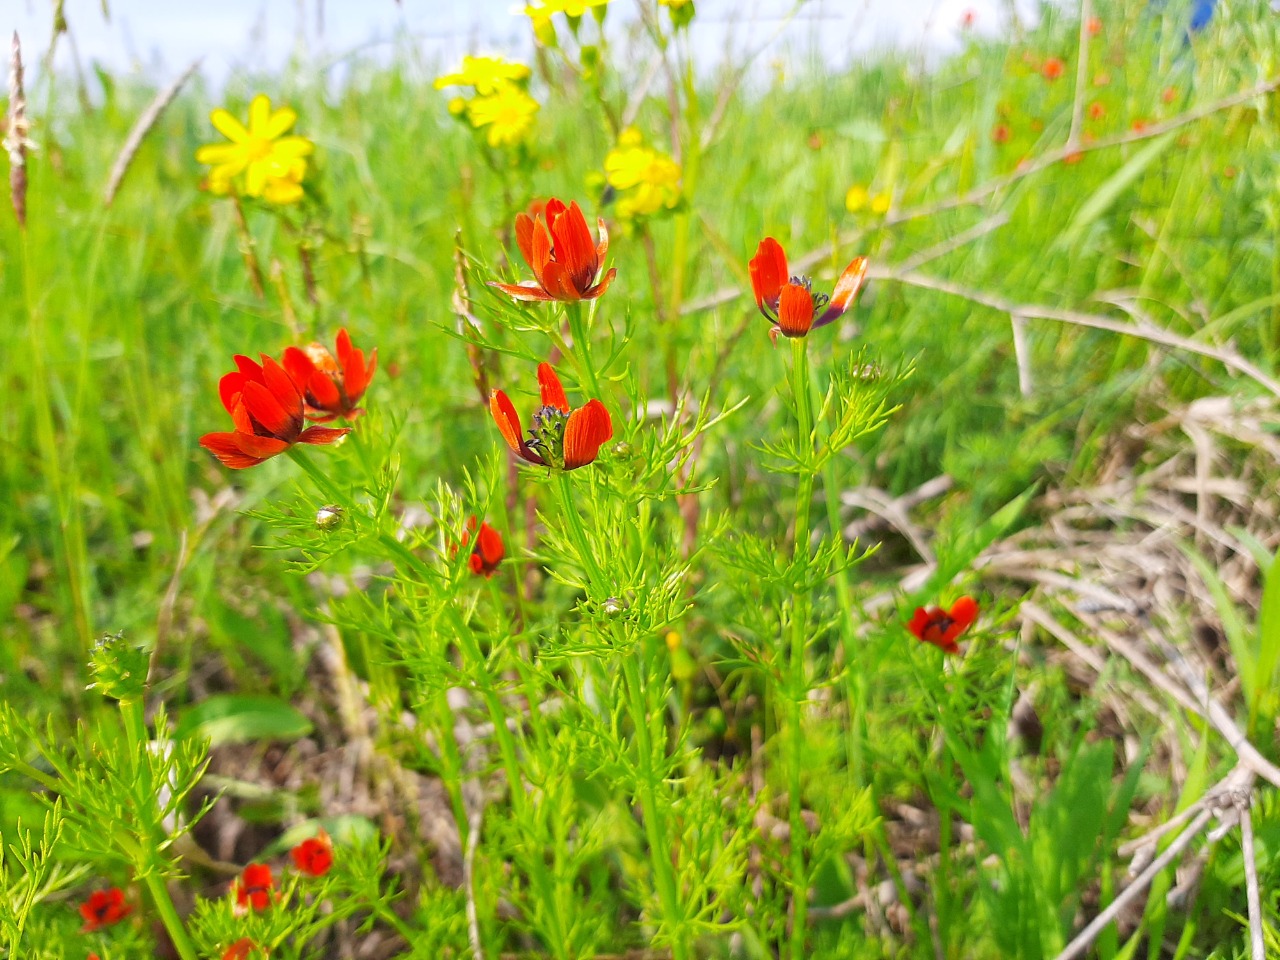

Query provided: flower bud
[88,632,148,702]
[602,596,626,618]
[315,504,344,531]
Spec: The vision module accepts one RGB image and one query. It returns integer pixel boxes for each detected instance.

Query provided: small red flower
[1086,16,1102,35]
[290,832,334,877]
[461,517,505,578]
[223,939,259,960]
[748,237,868,340]
[199,355,349,469]
[1131,117,1149,133]
[1088,101,1106,120]
[233,863,275,912]
[490,363,613,470]
[79,888,131,932]
[959,8,976,28]
[1041,57,1065,81]
[282,329,377,422]
[491,198,617,302]
[991,123,1011,144]
[1162,86,1177,104]
[906,596,979,654]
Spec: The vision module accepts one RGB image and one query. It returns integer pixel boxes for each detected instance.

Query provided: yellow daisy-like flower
[466,82,540,148]
[526,0,608,17]
[195,94,313,204]
[844,184,870,213]
[434,56,532,96]
[604,128,681,219]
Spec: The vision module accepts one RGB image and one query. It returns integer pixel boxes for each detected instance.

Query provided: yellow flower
[844,184,870,213]
[870,192,892,215]
[604,128,681,218]
[466,82,539,148]
[526,0,608,17]
[195,94,313,204]
[434,56,531,96]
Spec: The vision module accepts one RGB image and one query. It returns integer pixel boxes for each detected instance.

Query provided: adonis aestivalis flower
[491,198,616,302]
[290,831,334,877]
[79,887,131,932]
[748,237,869,340]
[464,517,505,577]
[906,596,979,654]
[233,863,275,913]
[282,329,377,422]
[222,938,258,960]
[490,363,612,470]
[200,355,349,469]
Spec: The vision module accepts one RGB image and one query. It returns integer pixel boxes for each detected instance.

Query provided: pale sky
[7,0,1041,92]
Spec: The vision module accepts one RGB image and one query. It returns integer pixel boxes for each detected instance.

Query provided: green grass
[3,1,1280,957]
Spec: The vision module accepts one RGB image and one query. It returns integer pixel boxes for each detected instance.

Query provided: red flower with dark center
[461,516,505,578]
[223,939,259,960]
[490,363,612,470]
[1041,57,1065,81]
[290,832,333,877]
[79,887,131,932]
[199,354,349,469]
[282,329,377,422]
[906,596,979,654]
[748,237,869,340]
[491,198,617,302]
[233,863,275,912]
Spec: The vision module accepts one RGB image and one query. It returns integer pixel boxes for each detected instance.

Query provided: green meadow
[4,1,1280,957]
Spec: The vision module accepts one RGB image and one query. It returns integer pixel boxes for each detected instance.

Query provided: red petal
[551,201,598,294]
[814,256,870,329]
[748,238,788,314]
[530,217,554,290]
[299,426,351,445]
[233,432,291,460]
[582,267,618,301]
[241,380,300,440]
[538,363,571,412]
[489,389,542,464]
[307,369,342,412]
[594,216,609,264]
[490,280,558,302]
[200,432,266,469]
[261,355,303,413]
[776,283,814,338]
[281,346,315,390]
[562,399,613,469]
[514,213,536,271]
[219,372,247,416]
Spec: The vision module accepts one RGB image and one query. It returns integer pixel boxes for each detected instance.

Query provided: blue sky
[8,0,1041,92]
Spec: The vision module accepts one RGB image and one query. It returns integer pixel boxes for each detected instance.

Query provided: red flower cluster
[906,596,979,654]
[491,363,613,470]
[291,832,334,877]
[79,887,131,932]
[491,198,616,302]
[748,238,869,340]
[1041,57,1065,81]
[199,329,377,469]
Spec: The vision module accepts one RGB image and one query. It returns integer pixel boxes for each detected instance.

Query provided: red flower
[290,832,334,877]
[199,355,349,469]
[491,198,617,302]
[79,887,131,932]
[748,237,869,340]
[233,863,275,912]
[461,517,505,578]
[223,939,259,960]
[1088,101,1106,120]
[1086,16,1102,35]
[282,329,377,423]
[991,123,1011,144]
[1041,57,1065,81]
[959,8,976,28]
[906,596,979,654]
[490,363,612,470]
[1162,86,1177,104]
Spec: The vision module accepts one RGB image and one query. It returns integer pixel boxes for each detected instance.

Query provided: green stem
[143,873,199,960]
[786,337,815,958]
[285,446,345,504]
[564,301,604,398]
[555,472,606,591]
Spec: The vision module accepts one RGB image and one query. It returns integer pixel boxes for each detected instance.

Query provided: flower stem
[786,336,815,957]
[552,473,687,957]
[285,446,345,505]
[565,301,604,398]
[143,872,199,960]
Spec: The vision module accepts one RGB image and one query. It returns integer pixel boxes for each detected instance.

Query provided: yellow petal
[244,160,269,197]
[248,94,271,136]
[263,106,297,140]
[210,108,248,143]
[195,143,240,164]
[262,178,304,205]
[271,136,313,160]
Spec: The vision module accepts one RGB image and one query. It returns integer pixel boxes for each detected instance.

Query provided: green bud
[88,632,149,702]
[315,504,344,531]
[602,596,626,618]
